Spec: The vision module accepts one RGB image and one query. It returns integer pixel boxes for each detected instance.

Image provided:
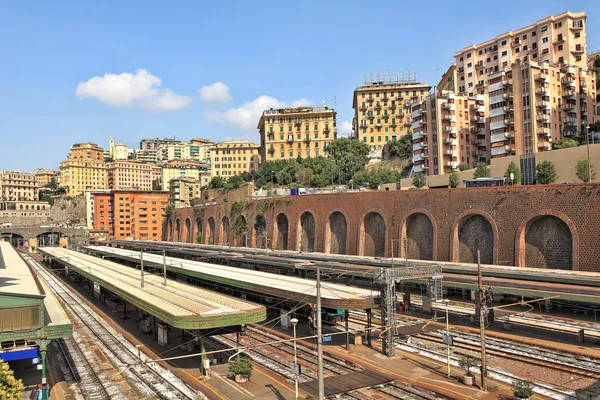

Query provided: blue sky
[1,0,597,171]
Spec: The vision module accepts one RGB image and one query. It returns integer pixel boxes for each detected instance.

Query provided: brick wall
[167,184,600,271]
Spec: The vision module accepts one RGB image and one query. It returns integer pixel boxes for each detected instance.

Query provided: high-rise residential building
[487,61,595,158]
[210,140,260,178]
[135,148,159,164]
[189,138,215,163]
[108,137,130,161]
[161,160,210,190]
[105,160,153,191]
[455,11,587,96]
[32,169,58,188]
[0,171,40,201]
[140,137,181,151]
[59,142,105,196]
[92,190,169,241]
[411,91,487,175]
[352,74,431,159]
[169,177,203,209]
[151,166,162,189]
[257,105,336,162]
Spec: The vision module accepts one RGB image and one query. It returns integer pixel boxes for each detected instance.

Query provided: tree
[224,174,245,190]
[208,176,225,189]
[458,357,477,377]
[553,138,579,149]
[229,357,253,380]
[44,178,59,191]
[473,163,490,179]
[448,170,459,188]
[576,159,596,183]
[412,172,426,188]
[0,360,24,400]
[352,168,400,190]
[504,161,522,185]
[512,379,534,399]
[327,138,370,182]
[458,163,470,171]
[382,134,412,161]
[535,160,557,184]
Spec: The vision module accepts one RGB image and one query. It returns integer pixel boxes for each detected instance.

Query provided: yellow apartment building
[106,160,153,190]
[257,105,336,162]
[161,160,210,190]
[59,142,106,196]
[455,11,587,95]
[210,140,260,178]
[0,171,40,201]
[32,169,57,187]
[411,91,487,176]
[352,75,431,159]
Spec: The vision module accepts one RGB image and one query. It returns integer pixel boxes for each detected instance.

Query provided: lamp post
[290,317,299,400]
[586,125,591,183]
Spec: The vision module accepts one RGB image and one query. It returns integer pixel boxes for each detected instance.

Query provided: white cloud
[198,81,232,103]
[338,120,353,137]
[75,69,192,112]
[206,95,312,131]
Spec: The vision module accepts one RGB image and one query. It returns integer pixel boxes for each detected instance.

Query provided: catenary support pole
[345,309,350,350]
[478,250,487,389]
[163,249,167,286]
[316,265,324,399]
[140,250,144,288]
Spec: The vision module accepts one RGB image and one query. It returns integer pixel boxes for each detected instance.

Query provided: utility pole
[586,125,592,182]
[316,265,324,400]
[141,250,144,288]
[478,250,487,389]
[163,249,167,286]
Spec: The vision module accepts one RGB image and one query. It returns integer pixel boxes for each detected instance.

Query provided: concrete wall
[168,183,600,272]
[400,144,600,188]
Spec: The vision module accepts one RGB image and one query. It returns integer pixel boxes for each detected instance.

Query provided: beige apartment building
[32,169,57,187]
[455,11,587,95]
[169,177,202,208]
[411,91,487,175]
[257,105,336,162]
[487,61,596,158]
[0,171,40,201]
[161,160,210,190]
[106,161,153,190]
[352,76,431,158]
[59,142,106,196]
[210,140,260,178]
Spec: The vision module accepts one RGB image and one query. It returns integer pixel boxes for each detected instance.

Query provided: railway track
[24,254,200,400]
[56,337,113,400]
[417,330,600,379]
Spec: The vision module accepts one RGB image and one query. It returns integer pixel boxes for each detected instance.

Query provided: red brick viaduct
[166,184,600,272]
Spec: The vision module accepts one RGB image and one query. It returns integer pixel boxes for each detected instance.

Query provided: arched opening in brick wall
[401,212,434,260]
[207,217,215,245]
[275,213,288,250]
[456,214,494,264]
[2,233,26,248]
[326,211,347,254]
[298,211,316,252]
[254,215,267,248]
[184,218,191,243]
[524,216,573,270]
[195,217,202,244]
[168,219,173,241]
[360,212,386,257]
[233,215,247,247]
[175,219,181,242]
[221,216,231,246]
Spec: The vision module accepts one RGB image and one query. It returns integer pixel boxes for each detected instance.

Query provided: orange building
[92,190,169,241]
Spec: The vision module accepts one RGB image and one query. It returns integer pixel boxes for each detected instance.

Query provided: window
[540,25,548,32]
[554,22,562,28]
[515,48,520,53]
[460,56,463,61]
[467,52,472,58]
[542,37,548,44]
[467,62,472,68]
[532,31,536,37]
[501,40,507,46]
[486,57,491,62]
[522,34,527,40]
[479,50,483,55]
[502,51,507,56]
[523,45,528,51]
[532,53,537,59]
[575,32,581,38]
[558,45,563,51]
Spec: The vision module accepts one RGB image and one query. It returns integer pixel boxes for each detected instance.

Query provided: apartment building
[140,137,181,151]
[92,190,169,241]
[169,177,202,208]
[32,169,57,187]
[455,11,587,95]
[210,140,260,178]
[59,142,106,196]
[135,149,158,164]
[352,76,431,159]
[257,105,336,162]
[488,61,596,158]
[411,91,487,175]
[189,138,215,163]
[105,160,153,190]
[161,160,210,190]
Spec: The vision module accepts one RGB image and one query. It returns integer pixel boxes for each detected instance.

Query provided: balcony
[442,114,454,121]
[562,103,576,112]
[287,135,294,143]
[476,61,484,68]
[442,101,455,110]
[304,137,311,143]
[389,103,397,110]
[404,100,412,107]
[382,97,389,102]
[534,73,548,81]
[536,113,549,121]
[374,104,382,110]
[413,153,424,162]
[538,142,551,150]
[367,115,375,120]
[444,161,458,167]
[443,149,456,156]
[554,35,565,44]
[477,130,487,137]
[469,104,484,112]
[571,44,585,54]
[562,89,576,98]
[536,101,548,108]
[442,138,456,144]
[476,81,486,88]
[411,109,423,118]
[458,66,464,73]
[390,122,397,128]
[268,146,275,154]
[503,105,513,112]
[477,139,487,147]
[561,76,576,86]
[537,127,550,136]
[535,87,549,95]
[359,122,367,128]
[503,92,514,99]
[404,119,412,126]
[570,21,584,30]
[359,105,367,111]
[502,78,513,86]
[564,117,577,124]
[412,131,422,141]
[323,127,331,134]
[367,97,374,102]
[411,120,422,130]
[504,118,514,125]
[580,80,588,87]
[511,39,521,47]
